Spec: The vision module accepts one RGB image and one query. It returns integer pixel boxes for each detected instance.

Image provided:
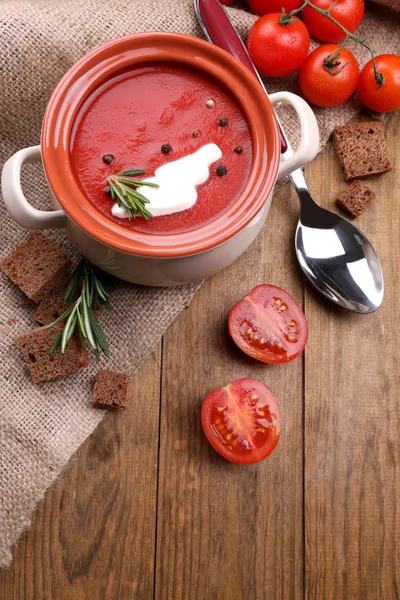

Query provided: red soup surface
[70,64,253,235]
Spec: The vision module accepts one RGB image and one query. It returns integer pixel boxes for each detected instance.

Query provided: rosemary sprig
[107,168,159,219]
[45,258,112,360]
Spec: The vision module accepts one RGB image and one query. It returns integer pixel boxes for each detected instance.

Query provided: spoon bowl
[295,187,384,312]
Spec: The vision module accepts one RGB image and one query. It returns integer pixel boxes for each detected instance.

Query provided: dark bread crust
[34,269,104,325]
[336,180,375,218]
[92,369,129,409]
[17,325,89,383]
[1,231,71,302]
[333,122,392,182]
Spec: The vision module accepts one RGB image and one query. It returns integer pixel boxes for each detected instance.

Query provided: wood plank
[156,181,305,600]
[305,113,400,600]
[0,349,161,600]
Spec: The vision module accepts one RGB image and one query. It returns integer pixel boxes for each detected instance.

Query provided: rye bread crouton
[33,272,71,325]
[337,180,375,218]
[34,272,104,325]
[17,325,88,383]
[333,122,392,182]
[91,369,129,410]
[1,231,71,302]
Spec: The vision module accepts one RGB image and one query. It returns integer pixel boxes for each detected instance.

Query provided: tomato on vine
[357,54,400,113]
[247,0,303,14]
[247,13,310,77]
[302,0,364,43]
[298,45,359,107]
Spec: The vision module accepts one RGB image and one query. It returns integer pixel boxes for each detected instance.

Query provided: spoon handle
[194,0,288,154]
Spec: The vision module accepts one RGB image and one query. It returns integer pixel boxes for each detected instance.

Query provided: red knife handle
[196,0,288,153]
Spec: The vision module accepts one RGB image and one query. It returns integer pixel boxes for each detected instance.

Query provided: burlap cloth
[0,0,398,569]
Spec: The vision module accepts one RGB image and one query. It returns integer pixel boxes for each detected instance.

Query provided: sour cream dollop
[111,143,222,219]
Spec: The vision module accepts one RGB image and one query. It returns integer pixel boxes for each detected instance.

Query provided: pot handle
[269,92,320,181]
[1,145,67,229]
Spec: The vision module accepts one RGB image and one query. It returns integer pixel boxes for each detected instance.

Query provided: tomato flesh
[201,378,280,464]
[229,284,307,364]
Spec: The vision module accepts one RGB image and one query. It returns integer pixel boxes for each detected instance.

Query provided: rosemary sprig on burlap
[45,258,112,360]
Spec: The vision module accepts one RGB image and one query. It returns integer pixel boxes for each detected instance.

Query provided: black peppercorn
[161,143,172,154]
[234,146,243,154]
[102,153,114,164]
[216,165,227,177]
[218,118,228,127]
[104,186,111,196]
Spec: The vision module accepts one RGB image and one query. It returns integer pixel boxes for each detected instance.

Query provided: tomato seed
[278,342,283,348]
[275,299,281,306]
[253,334,258,341]
[246,327,252,335]
[257,428,266,434]
[259,337,265,345]
[217,406,226,412]
[215,418,221,425]
[251,395,258,401]
[226,434,232,441]
[280,304,287,311]
[288,336,297,342]
[290,320,296,327]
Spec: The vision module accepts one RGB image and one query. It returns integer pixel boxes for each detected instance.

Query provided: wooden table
[1,113,399,599]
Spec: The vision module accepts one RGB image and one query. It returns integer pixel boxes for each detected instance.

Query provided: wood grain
[155,181,305,600]
[0,350,161,600]
[0,115,399,600]
[304,113,400,600]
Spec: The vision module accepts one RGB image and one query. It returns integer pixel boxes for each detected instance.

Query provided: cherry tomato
[247,14,310,77]
[357,54,400,113]
[229,284,308,364]
[298,44,359,107]
[201,378,280,464]
[302,0,364,43]
[247,0,303,15]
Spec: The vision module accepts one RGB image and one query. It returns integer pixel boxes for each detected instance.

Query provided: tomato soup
[70,64,252,235]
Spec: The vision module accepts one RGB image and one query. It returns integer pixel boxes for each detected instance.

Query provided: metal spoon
[195,0,384,313]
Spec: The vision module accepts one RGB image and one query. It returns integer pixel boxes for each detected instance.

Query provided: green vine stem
[279,0,384,87]
[323,47,348,74]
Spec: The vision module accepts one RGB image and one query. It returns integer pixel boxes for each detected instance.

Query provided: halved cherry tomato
[229,284,307,364]
[201,378,280,464]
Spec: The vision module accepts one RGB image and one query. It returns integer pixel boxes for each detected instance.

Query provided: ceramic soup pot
[2,33,319,286]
